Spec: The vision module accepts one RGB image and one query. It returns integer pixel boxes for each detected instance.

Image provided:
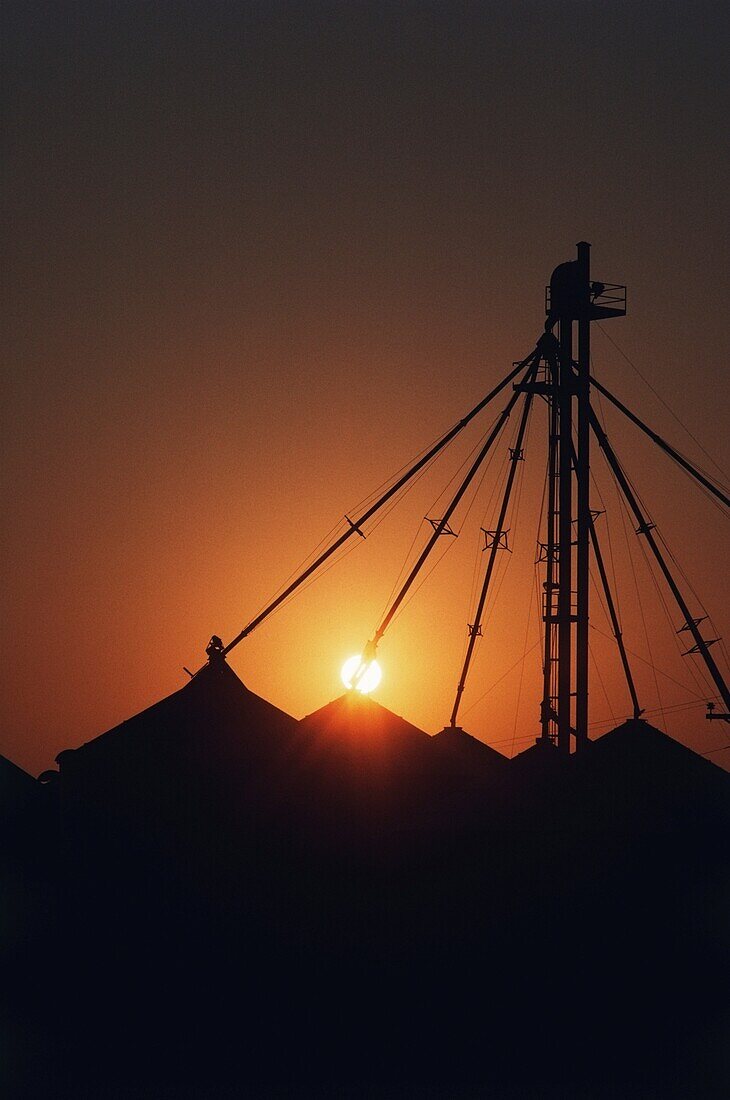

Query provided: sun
[341,654,382,694]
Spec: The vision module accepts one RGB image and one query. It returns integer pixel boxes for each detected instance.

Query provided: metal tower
[204,243,730,747]
[536,242,627,752]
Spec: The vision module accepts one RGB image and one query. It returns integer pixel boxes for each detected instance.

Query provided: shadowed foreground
[3,661,729,1098]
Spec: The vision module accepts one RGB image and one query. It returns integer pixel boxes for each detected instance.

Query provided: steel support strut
[567,430,643,723]
[221,349,541,659]
[449,379,536,727]
[587,514,643,721]
[590,409,730,714]
[588,373,730,510]
[348,355,541,684]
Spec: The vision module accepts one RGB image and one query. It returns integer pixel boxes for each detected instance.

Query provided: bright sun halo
[341,654,382,694]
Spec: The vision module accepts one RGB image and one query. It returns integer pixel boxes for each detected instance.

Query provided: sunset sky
[3,1,729,775]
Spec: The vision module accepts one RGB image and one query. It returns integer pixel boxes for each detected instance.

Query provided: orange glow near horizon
[2,335,728,777]
[3,6,729,775]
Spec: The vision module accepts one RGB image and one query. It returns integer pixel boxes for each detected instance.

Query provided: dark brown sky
[3,1,729,774]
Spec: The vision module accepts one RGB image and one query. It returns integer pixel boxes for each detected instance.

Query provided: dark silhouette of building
[3,664,729,1098]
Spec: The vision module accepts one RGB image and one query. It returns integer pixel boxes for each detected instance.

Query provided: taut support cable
[449,375,536,727]
[590,409,730,714]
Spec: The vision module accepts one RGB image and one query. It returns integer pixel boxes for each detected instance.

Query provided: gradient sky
[3,1,729,775]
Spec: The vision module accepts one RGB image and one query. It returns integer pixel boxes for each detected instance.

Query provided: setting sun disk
[341,654,382,694]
